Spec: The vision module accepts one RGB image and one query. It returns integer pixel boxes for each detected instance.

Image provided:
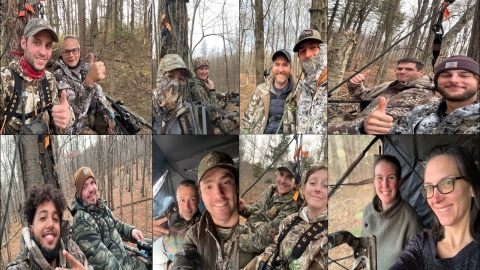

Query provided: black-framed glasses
[62,48,80,56]
[421,176,464,199]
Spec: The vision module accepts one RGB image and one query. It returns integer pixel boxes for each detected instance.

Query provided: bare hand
[131,229,144,241]
[205,78,214,90]
[52,91,72,129]
[107,119,115,135]
[55,250,87,270]
[350,70,370,85]
[239,198,245,212]
[153,217,169,238]
[364,97,393,134]
[85,53,106,87]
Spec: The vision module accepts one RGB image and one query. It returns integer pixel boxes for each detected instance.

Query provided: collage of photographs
[0,0,479,269]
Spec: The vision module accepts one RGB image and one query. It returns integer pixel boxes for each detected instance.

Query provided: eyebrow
[38,209,59,216]
[201,173,234,184]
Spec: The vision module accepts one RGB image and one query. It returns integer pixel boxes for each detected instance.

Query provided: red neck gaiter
[19,56,45,79]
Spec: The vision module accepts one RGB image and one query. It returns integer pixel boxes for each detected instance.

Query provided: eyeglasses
[62,48,80,56]
[421,176,464,199]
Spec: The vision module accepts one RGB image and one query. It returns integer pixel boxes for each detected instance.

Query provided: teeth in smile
[438,206,451,212]
[214,202,228,207]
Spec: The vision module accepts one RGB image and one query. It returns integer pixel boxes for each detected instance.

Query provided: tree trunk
[467,0,479,62]
[90,0,99,55]
[327,0,341,45]
[328,30,356,95]
[406,0,430,58]
[311,0,327,40]
[159,0,189,60]
[254,0,265,86]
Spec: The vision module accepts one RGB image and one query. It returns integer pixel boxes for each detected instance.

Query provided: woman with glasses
[242,165,328,270]
[361,155,423,270]
[391,145,480,269]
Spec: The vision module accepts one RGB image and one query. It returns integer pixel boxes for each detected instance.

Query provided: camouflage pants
[79,112,114,135]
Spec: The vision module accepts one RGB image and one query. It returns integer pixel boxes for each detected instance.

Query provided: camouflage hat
[74,167,96,196]
[293,29,323,52]
[159,54,193,78]
[198,151,238,183]
[193,57,209,71]
[277,161,295,177]
[23,18,59,43]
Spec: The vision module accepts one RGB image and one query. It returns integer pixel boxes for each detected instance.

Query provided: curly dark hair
[24,184,67,225]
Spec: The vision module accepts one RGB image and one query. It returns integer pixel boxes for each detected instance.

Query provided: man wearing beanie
[171,151,239,270]
[0,18,74,134]
[363,55,479,134]
[328,58,438,134]
[70,167,148,270]
[242,49,297,134]
[295,29,328,134]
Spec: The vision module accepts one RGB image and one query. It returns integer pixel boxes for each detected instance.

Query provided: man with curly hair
[6,184,92,270]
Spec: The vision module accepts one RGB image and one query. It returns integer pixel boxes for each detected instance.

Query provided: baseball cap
[197,151,238,184]
[159,54,193,78]
[293,29,323,52]
[272,49,291,63]
[277,161,295,177]
[23,18,59,43]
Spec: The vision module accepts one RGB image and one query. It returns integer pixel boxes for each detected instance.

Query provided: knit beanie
[74,167,96,196]
[434,55,480,85]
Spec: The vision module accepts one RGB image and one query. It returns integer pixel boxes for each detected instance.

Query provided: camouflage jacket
[329,75,438,134]
[241,77,296,134]
[171,211,239,270]
[296,45,328,134]
[240,185,299,253]
[243,207,328,270]
[189,76,220,106]
[53,58,114,134]
[389,93,480,134]
[161,201,202,261]
[70,194,148,270]
[0,60,74,134]
[6,221,93,270]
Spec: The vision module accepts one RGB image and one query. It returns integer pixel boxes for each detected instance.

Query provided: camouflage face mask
[155,73,187,121]
[299,47,326,77]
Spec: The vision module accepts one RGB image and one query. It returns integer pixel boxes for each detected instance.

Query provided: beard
[32,231,62,263]
[274,72,288,84]
[436,83,478,102]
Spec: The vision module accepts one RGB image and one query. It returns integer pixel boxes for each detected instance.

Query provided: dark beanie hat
[74,167,96,196]
[434,55,480,85]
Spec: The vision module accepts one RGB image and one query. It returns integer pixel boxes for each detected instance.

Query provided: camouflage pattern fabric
[193,57,209,70]
[0,60,74,134]
[389,93,480,134]
[241,76,296,134]
[53,58,115,134]
[70,194,148,270]
[328,75,438,134]
[6,221,93,270]
[243,207,328,270]
[171,211,239,270]
[159,54,193,78]
[161,201,202,261]
[240,185,298,253]
[296,44,328,134]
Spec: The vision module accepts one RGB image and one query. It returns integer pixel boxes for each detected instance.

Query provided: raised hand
[85,53,106,87]
[52,90,72,129]
[349,69,371,85]
[55,250,87,270]
[363,97,393,134]
[153,217,169,238]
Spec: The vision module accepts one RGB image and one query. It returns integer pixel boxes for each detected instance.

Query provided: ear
[21,36,27,50]
[29,225,33,234]
[419,69,425,76]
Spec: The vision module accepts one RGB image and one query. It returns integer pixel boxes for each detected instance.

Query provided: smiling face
[81,178,97,205]
[61,37,81,68]
[395,62,424,82]
[30,200,61,261]
[272,55,292,86]
[374,161,399,210]
[303,169,328,216]
[199,167,238,227]
[436,70,479,103]
[196,66,209,81]
[424,155,473,229]
[21,30,53,71]
[276,168,295,195]
[177,184,199,221]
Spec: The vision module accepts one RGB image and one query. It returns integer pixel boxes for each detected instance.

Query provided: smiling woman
[391,145,480,269]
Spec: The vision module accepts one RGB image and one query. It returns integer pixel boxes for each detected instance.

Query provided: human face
[81,178,97,205]
[298,41,320,61]
[436,70,478,103]
[272,55,292,86]
[61,38,81,68]
[303,169,328,216]
[196,66,209,81]
[395,62,424,82]
[276,168,295,195]
[199,167,238,227]
[424,155,473,229]
[374,161,398,210]
[177,185,199,221]
[30,200,61,257]
[21,31,53,71]
[165,70,185,82]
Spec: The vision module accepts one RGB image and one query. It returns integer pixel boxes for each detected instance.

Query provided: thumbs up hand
[52,90,72,129]
[350,70,371,85]
[363,97,393,134]
[85,53,106,87]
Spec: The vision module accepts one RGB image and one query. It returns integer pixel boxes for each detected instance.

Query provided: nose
[429,187,444,204]
[211,184,225,197]
[306,48,315,59]
[45,217,54,228]
[449,73,460,83]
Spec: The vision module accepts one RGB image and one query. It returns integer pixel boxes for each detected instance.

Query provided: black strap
[269,215,302,266]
